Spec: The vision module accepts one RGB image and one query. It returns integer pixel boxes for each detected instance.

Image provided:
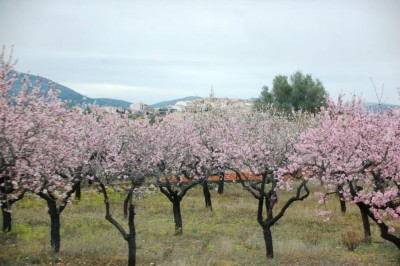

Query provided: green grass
[1,183,399,265]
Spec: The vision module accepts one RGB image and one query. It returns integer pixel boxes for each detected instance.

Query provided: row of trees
[1,50,399,265]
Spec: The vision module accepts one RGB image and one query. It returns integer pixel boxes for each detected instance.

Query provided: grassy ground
[0,182,399,266]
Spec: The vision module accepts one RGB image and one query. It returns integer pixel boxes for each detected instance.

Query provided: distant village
[101,89,254,119]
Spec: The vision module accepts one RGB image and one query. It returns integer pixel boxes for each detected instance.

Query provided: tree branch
[96,177,128,239]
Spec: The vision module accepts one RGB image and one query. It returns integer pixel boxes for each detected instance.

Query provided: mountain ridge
[10,72,203,109]
[8,72,399,112]
[10,72,132,109]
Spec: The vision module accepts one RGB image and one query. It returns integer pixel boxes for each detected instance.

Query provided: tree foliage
[287,96,400,248]
[254,71,328,114]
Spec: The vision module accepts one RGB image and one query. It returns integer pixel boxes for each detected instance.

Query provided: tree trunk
[263,226,274,258]
[202,180,212,210]
[1,205,12,232]
[337,185,346,214]
[127,203,136,266]
[47,200,61,253]
[217,172,224,195]
[172,200,183,235]
[128,237,136,266]
[340,200,346,214]
[337,189,346,214]
[75,181,81,201]
[352,202,400,249]
[357,204,371,243]
[376,221,400,249]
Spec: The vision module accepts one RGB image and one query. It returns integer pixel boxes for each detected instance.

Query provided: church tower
[209,85,215,101]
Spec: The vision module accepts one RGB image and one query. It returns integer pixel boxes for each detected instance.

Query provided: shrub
[340,231,362,251]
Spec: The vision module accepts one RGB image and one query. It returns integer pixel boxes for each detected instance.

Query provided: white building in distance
[130,102,149,113]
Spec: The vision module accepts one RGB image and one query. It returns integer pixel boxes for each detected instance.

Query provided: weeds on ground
[0,183,399,265]
[340,230,363,251]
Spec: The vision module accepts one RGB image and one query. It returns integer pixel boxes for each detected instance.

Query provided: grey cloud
[0,0,399,104]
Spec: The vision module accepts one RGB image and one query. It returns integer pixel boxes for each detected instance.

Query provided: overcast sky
[0,0,399,105]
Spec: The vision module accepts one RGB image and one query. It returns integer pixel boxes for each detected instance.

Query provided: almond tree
[1,52,64,236]
[2,80,84,252]
[152,116,204,235]
[33,105,86,253]
[0,49,28,232]
[222,110,313,258]
[0,49,97,252]
[192,111,230,209]
[86,109,159,266]
[289,96,400,248]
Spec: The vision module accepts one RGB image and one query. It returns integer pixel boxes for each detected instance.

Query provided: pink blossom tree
[221,110,313,258]
[191,111,232,209]
[151,116,205,235]
[0,49,28,232]
[0,49,96,252]
[33,104,86,253]
[86,109,161,266]
[289,96,400,248]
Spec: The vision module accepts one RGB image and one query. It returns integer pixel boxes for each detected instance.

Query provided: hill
[150,96,202,109]
[9,72,132,109]
[94,98,131,109]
